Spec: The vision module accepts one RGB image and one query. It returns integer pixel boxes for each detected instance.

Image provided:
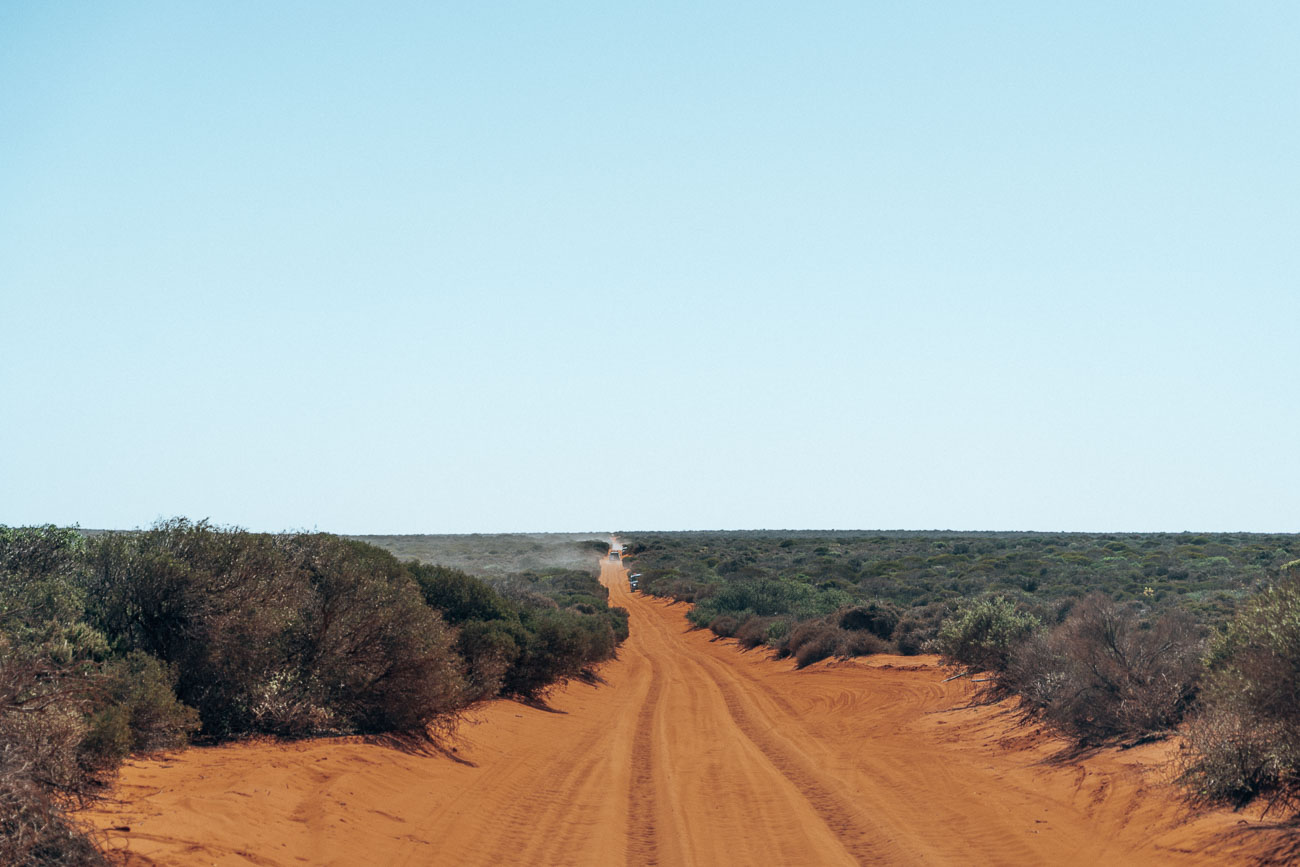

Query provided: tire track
[674,639,899,865]
[606,557,665,866]
[473,703,618,867]
[626,649,664,866]
[617,586,875,865]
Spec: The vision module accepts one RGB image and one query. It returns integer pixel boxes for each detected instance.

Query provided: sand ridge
[82,559,1292,865]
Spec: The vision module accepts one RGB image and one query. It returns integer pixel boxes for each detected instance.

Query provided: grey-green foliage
[83,521,471,738]
[0,526,99,653]
[936,596,1041,674]
[1183,576,1300,809]
[0,526,114,866]
[81,651,200,766]
[686,577,850,628]
[624,529,1300,628]
[409,563,631,701]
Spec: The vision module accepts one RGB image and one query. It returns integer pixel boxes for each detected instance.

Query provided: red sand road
[83,558,1293,865]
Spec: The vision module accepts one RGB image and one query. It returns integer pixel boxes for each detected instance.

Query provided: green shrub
[0,526,94,650]
[622,530,1300,642]
[839,629,889,657]
[80,705,132,769]
[713,578,817,618]
[1182,576,1300,810]
[0,521,633,863]
[0,525,86,589]
[511,568,612,604]
[606,606,630,643]
[0,527,116,864]
[85,522,469,738]
[80,651,198,768]
[456,620,522,701]
[505,609,603,697]
[765,618,791,645]
[409,563,515,624]
[937,596,1040,675]
[277,535,469,735]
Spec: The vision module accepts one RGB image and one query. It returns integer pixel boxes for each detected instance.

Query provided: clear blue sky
[2,2,1297,533]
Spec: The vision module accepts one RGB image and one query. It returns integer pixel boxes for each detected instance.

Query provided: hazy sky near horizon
[3,2,1297,534]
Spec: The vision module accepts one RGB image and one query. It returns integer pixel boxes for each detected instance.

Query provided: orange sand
[82,559,1296,865]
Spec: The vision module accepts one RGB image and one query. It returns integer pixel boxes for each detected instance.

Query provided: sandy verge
[80,560,1297,866]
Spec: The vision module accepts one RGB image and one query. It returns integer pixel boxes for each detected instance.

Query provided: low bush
[409,563,515,624]
[0,527,123,864]
[936,596,1041,676]
[778,621,890,669]
[286,536,469,735]
[503,608,622,697]
[80,651,198,768]
[709,614,741,638]
[85,524,471,738]
[606,605,630,643]
[1181,575,1300,810]
[839,629,889,658]
[0,768,108,867]
[735,616,779,650]
[621,530,1299,625]
[0,636,108,867]
[1002,594,1203,744]
[838,602,901,640]
[1181,707,1295,809]
[414,563,628,701]
[892,618,926,655]
[455,620,521,701]
[783,622,841,668]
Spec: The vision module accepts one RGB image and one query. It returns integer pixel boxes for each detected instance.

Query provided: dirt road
[86,558,1276,866]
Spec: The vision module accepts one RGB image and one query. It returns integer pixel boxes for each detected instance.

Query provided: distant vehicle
[629,573,641,579]
[609,551,620,561]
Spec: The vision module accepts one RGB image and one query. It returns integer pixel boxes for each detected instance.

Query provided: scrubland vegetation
[0,522,622,865]
[621,530,1300,815]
